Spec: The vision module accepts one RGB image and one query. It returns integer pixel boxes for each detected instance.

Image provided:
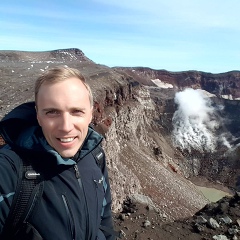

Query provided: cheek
[37,116,54,130]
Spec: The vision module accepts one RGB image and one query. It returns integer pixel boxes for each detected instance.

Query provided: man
[0,66,115,239]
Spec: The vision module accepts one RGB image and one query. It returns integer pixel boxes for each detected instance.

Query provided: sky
[1,0,240,73]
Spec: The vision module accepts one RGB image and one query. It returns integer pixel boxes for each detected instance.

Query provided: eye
[46,110,60,116]
[72,109,84,116]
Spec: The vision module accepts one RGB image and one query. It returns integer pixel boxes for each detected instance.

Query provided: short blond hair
[35,66,93,106]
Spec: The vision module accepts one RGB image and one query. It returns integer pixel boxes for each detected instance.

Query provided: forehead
[40,76,84,88]
[38,77,87,93]
[37,77,90,107]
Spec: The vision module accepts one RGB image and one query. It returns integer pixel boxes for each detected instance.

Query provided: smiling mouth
[58,137,75,143]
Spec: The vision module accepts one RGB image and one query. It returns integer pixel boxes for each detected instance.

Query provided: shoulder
[0,147,20,200]
[0,147,21,175]
[0,148,20,233]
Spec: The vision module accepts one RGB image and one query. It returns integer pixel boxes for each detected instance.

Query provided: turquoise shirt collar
[39,136,76,166]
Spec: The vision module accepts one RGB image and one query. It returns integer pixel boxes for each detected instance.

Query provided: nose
[58,113,74,132]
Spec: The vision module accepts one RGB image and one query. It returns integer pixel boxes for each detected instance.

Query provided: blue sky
[1,0,240,73]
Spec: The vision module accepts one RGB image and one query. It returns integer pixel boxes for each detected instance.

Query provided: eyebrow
[41,108,60,112]
[41,107,87,112]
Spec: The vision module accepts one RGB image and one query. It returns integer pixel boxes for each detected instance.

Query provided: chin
[56,144,81,158]
[59,150,77,158]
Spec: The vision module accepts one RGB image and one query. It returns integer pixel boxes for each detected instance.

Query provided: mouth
[58,137,75,143]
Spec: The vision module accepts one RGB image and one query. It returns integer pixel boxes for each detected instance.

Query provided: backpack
[0,145,123,239]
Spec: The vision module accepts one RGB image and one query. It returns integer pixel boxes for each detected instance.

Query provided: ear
[35,105,41,126]
[90,106,93,123]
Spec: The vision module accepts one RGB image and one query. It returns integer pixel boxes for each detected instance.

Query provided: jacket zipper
[62,194,75,240]
[73,164,90,239]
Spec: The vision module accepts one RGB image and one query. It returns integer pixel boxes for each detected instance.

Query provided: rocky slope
[113,191,240,239]
[1,49,240,231]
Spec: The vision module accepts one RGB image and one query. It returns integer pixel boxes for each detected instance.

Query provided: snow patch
[221,95,233,100]
[151,79,173,88]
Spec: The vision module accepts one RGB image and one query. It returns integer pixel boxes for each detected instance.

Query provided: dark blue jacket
[0,102,114,240]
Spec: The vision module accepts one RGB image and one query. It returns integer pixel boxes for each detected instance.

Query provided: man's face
[36,77,93,158]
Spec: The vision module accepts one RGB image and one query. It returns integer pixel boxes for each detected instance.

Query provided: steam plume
[172,88,220,153]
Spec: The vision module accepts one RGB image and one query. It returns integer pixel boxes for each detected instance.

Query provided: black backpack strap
[92,146,124,239]
[1,150,44,239]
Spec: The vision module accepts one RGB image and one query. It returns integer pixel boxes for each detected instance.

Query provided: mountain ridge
[0,48,93,63]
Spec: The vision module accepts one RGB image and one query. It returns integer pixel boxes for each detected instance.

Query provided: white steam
[172,88,220,153]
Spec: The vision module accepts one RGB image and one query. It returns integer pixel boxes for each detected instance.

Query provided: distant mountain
[114,66,240,100]
[0,48,93,63]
